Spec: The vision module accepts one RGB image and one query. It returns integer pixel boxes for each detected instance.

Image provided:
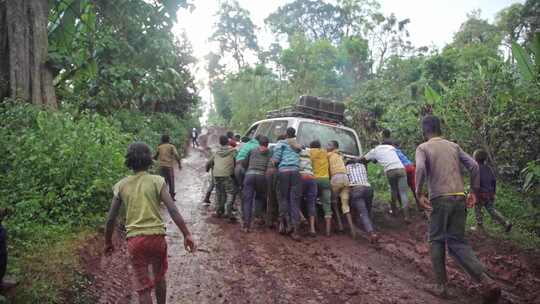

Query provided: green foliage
[48,0,199,115]
[212,65,289,131]
[522,160,540,195]
[512,33,540,83]
[0,103,128,230]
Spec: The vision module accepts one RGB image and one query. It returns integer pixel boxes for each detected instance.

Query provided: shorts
[127,234,168,294]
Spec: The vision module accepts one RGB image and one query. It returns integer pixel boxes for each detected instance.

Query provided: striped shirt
[346,163,370,187]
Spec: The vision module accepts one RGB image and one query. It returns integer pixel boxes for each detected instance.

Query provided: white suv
[244,117,363,158]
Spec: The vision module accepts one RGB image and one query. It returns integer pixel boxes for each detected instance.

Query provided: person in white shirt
[362,144,410,222]
[346,159,378,243]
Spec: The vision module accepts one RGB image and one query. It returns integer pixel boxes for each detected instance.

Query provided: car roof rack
[265,96,345,124]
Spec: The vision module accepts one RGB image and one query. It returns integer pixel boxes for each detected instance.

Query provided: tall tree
[0,0,56,107]
[46,0,198,115]
[265,0,343,43]
[210,0,258,71]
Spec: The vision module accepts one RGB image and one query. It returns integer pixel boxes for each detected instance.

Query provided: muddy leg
[277,171,291,233]
[474,203,483,228]
[309,216,316,236]
[325,217,332,237]
[345,213,357,239]
[214,177,226,216]
[154,277,167,304]
[138,291,153,304]
[331,202,344,232]
[484,199,510,229]
[386,172,399,216]
[330,184,344,232]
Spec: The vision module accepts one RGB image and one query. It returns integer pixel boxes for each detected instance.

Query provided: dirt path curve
[80,130,540,304]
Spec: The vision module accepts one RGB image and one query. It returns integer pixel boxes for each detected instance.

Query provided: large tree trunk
[0,0,56,108]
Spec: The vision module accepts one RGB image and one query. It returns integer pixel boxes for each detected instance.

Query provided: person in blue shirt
[392,143,422,212]
[271,127,301,241]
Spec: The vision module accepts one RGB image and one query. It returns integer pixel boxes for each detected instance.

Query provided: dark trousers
[429,196,485,284]
[0,225,6,282]
[215,176,235,217]
[474,198,508,227]
[266,171,279,225]
[350,186,375,233]
[192,137,199,147]
[242,174,267,225]
[277,170,301,227]
[206,174,215,195]
[159,166,175,199]
[301,178,318,217]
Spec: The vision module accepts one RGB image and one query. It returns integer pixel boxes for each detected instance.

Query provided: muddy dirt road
[82,138,540,304]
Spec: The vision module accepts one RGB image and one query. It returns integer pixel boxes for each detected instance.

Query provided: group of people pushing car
[106,115,509,302]
[205,127,373,242]
[201,115,510,301]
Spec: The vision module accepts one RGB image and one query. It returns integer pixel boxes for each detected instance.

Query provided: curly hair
[161,134,170,144]
[125,142,153,171]
[473,149,488,164]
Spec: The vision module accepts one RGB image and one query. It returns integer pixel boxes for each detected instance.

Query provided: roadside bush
[0,102,195,303]
[0,103,129,233]
[111,110,193,156]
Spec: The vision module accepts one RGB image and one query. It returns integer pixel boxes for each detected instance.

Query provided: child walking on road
[105,142,195,304]
[473,149,512,232]
[415,116,500,301]
[154,135,182,200]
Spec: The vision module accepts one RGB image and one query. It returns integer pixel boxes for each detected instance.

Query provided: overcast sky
[172,0,521,122]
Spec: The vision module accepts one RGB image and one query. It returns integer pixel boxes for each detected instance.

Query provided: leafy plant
[511,32,540,83]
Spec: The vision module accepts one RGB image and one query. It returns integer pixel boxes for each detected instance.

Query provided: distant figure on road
[154,135,181,200]
[415,115,500,301]
[191,128,199,148]
[105,142,195,304]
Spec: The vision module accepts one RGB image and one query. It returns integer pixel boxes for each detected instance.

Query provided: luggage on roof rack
[266,96,345,123]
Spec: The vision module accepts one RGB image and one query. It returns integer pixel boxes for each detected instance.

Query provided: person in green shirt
[105,142,195,304]
[206,135,238,221]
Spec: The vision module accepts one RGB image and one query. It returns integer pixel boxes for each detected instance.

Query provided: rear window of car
[297,122,360,156]
[256,120,288,143]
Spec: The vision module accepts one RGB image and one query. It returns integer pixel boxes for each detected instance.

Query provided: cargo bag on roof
[266,96,345,124]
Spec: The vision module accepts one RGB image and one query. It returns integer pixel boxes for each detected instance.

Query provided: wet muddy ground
[80,131,540,304]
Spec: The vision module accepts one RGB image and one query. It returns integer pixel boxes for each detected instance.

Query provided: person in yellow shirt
[308,140,333,236]
[105,142,195,304]
[327,140,355,238]
[154,135,182,200]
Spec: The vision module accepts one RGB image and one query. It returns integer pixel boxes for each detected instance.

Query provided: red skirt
[404,164,416,191]
[127,234,168,294]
